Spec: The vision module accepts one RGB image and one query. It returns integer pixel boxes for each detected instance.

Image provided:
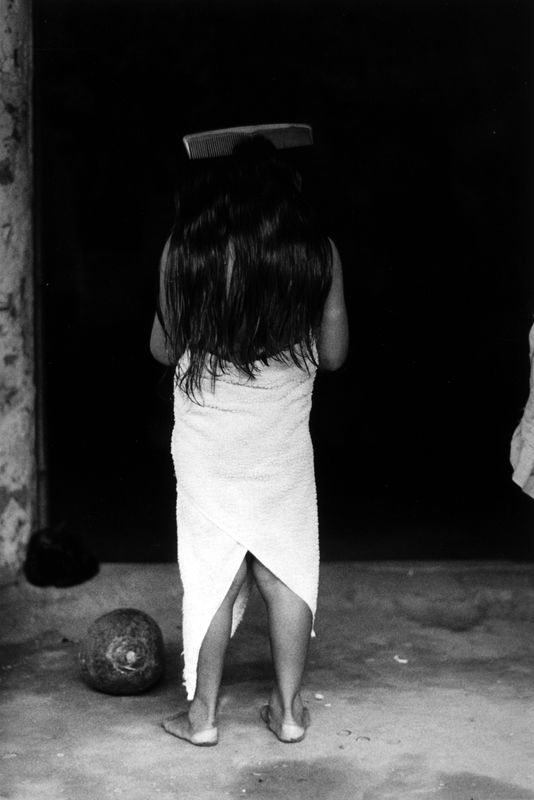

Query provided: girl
[150,130,348,746]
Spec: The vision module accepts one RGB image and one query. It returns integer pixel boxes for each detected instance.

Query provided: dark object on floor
[23,525,100,588]
[79,608,165,695]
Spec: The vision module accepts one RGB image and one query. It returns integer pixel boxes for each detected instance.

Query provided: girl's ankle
[189,697,216,728]
[269,688,304,722]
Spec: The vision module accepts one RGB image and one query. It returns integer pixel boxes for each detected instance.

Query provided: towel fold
[171,351,319,699]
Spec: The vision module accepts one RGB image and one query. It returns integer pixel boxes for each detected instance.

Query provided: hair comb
[183,123,313,160]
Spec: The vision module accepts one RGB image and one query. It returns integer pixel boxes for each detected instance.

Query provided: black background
[34,0,533,562]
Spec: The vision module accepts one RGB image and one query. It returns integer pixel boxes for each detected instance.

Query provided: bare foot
[261,691,311,743]
[162,711,218,747]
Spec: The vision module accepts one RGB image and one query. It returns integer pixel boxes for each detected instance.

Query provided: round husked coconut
[79,608,165,694]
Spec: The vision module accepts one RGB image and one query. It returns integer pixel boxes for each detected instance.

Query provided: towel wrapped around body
[171,349,319,700]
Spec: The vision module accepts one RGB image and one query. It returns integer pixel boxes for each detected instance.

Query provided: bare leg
[252,557,312,742]
[163,557,248,745]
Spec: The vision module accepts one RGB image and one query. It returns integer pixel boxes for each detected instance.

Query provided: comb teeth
[187,131,248,160]
[183,123,313,160]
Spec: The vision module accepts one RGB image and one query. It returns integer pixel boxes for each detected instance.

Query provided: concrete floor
[1,561,534,800]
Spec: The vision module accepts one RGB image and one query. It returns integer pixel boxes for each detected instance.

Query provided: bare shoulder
[324,238,346,317]
[317,238,349,371]
[149,235,174,365]
[329,237,342,267]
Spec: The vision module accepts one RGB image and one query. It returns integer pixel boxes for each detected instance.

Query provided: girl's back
[150,136,347,393]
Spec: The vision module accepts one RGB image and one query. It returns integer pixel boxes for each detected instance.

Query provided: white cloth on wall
[510,322,534,498]
[171,350,319,700]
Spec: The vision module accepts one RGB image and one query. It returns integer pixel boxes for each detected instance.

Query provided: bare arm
[149,237,173,365]
[316,239,349,371]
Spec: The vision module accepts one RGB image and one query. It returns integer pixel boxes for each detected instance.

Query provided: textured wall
[0,0,34,585]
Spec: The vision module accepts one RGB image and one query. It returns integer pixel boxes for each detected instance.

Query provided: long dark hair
[160,136,333,398]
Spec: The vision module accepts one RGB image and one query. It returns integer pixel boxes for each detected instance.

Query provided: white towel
[171,350,319,699]
[510,322,534,498]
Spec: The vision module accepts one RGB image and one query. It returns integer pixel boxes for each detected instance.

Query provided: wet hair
[160,136,333,398]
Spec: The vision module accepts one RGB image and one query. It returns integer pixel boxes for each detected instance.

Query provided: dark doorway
[34,0,533,562]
